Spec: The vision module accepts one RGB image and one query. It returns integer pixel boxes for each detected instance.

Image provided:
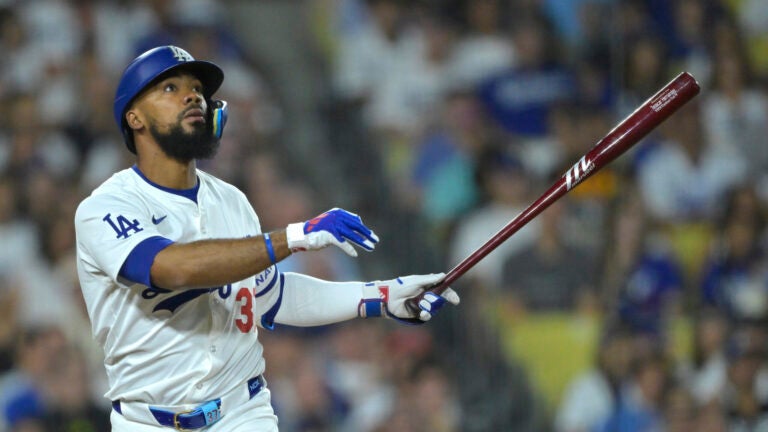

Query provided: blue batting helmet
[113,45,225,153]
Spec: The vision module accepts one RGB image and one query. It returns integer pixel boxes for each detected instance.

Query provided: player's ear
[125,110,143,131]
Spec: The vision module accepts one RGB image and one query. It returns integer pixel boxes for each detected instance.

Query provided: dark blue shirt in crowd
[618,252,683,335]
[477,65,576,137]
[700,248,763,319]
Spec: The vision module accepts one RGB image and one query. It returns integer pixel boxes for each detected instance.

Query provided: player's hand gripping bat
[406,71,701,315]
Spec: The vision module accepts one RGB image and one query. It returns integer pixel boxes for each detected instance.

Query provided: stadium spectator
[0,175,37,279]
[555,325,636,432]
[365,12,460,137]
[732,0,768,78]
[680,308,730,406]
[699,185,767,321]
[702,43,768,196]
[662,383,698,432]
[500,198,600,313]
[0,276,17,376]
[449,0,515,87]
[409,90,491,241]
[594,351,670,432]
[37,345,110,432]
[720,326,768,431]
[0,326,67,432]
[448,145,539,289]
[636,101,745,223]
[601,182,685,340]
[477,13,576,140]
[617,33,671,117]
[331,0,416,124]
[694,402,729,432]
[666,0,722,86]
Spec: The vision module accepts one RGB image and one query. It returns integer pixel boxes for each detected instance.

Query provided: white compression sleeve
[273,272,364,327]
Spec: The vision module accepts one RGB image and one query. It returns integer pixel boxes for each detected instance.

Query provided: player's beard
[149,111,219,163]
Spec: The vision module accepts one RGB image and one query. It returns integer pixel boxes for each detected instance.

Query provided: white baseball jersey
[74,166,283,405]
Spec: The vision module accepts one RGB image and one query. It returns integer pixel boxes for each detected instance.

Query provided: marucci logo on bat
[564,156,595,190]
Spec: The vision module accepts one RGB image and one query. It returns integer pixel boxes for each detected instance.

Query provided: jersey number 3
[235,287,255,333]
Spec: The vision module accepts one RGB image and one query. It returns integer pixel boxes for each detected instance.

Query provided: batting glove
[286,208,379,257]
[358,273,460,324]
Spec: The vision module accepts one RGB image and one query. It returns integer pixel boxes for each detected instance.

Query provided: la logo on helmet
[169,46,194,62]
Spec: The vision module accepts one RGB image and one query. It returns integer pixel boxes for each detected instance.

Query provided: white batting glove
[358,273,460,324]
[286,208,379,257]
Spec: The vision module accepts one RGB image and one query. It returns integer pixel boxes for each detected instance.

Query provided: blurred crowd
[0,0,767,431]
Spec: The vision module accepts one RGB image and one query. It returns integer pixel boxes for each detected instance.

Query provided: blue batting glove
[286,208,379,257]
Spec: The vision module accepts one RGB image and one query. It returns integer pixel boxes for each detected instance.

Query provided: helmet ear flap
[211,100,228,140]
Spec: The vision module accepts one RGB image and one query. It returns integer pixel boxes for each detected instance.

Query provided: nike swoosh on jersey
[152,215,168,225]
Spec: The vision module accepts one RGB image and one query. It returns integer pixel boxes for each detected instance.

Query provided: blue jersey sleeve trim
[119,236,175,287]
[254,268,279,298]
[260,273,285,331]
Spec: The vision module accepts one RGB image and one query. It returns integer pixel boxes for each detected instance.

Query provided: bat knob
[405,296,422,315]
[405,282,449,317]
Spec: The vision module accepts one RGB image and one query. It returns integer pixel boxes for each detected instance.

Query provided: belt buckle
[173,409,193,431]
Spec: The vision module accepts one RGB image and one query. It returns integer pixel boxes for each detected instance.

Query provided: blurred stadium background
[1,0,768,431]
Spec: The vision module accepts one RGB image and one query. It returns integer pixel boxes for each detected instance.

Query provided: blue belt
[113,375,265,430]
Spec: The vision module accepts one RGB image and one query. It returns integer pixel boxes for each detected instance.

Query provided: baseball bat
[406,71,700,314]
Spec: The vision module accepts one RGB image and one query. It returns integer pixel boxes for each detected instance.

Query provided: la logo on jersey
[103,213,143,239]
[169,46,194,62]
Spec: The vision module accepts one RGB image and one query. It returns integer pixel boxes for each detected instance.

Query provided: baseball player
[74,45,460,431]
